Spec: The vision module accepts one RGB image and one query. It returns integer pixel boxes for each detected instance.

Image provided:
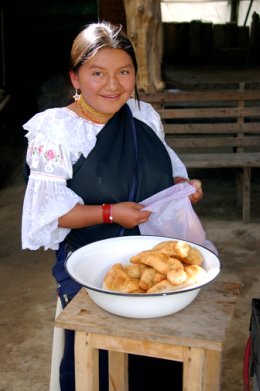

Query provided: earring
[73,89,80,101]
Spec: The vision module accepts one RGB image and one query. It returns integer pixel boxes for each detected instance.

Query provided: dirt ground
[0,67,260,391]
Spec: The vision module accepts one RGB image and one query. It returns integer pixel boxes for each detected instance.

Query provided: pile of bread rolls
[103,240,207,294]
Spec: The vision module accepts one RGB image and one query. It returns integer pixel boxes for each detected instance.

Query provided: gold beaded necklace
[76,94,114,124]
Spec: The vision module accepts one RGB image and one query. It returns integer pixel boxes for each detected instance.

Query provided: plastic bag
[139,182,218,254]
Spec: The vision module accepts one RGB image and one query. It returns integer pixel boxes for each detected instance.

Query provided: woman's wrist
[101,203,113,224]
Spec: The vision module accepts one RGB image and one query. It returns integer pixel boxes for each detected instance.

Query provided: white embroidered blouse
[22,99,188,251]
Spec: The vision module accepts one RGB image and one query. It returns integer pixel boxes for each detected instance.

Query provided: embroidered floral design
[29,145,64,163]
[45,149,56,160]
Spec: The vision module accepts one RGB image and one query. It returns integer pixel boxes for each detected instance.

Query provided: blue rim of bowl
[64,235,222,297]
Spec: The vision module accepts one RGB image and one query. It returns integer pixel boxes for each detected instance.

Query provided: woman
[22,21,202,391]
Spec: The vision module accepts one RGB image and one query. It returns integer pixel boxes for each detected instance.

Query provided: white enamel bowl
[65,235,221,318]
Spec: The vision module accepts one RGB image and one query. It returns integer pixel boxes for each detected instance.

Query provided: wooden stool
[55,281,240,391]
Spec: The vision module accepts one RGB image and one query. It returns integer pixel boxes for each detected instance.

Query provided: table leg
[75,331,99,391]
[203,349,222,391]
[183,347,221,391]
[109,351,128,391]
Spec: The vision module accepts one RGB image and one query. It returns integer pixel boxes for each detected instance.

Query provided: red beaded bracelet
[102,203,113,224]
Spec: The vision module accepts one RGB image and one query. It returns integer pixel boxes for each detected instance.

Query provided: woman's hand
[112,201,151,228]
[174,177,203,204]
[188,179,203,204]
[58,201,151,229]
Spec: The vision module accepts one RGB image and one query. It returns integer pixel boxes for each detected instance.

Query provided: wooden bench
[140,84,260,223]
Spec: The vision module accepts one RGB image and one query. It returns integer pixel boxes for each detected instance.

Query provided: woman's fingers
[188,179,203,204]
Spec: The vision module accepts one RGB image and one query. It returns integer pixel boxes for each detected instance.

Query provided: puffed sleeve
[127,99,188,179]
[21,108,101,251]
[22,132,84,250]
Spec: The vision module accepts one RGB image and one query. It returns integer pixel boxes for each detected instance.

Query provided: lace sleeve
[22,133,83,250]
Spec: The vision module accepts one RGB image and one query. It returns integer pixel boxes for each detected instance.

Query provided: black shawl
[66,103,173,251]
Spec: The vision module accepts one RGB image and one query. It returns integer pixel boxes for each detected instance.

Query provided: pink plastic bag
[139,182,218,254]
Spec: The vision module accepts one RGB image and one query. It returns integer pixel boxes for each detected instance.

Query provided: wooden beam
[123,0,165,93]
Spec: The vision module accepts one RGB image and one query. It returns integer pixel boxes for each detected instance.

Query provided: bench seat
[180,152,260,168]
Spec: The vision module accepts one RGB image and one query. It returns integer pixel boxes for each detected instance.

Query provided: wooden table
[55,281,240,391]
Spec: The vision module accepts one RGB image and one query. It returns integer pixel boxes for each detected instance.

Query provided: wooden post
[123,0,165,93]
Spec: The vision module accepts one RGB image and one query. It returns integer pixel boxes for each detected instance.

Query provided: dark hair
[69,21,139,101]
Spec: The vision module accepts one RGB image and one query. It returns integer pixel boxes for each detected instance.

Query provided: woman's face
[70,48,136,114]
